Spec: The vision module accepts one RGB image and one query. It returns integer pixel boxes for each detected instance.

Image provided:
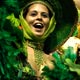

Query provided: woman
[19,1,55,77]
[0,0,78,80]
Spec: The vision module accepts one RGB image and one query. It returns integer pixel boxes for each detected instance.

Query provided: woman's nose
[36,14,42,20]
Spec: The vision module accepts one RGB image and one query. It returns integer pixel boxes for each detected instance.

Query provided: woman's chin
[34,32,44,37]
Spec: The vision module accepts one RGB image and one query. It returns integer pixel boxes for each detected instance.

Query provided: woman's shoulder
[62,36,80,53]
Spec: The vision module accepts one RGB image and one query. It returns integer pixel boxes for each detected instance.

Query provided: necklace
[27,40,44,70]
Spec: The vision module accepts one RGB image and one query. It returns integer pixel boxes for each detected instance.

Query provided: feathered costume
[0,0,80,80]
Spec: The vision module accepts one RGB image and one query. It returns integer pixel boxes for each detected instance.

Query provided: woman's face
[25,3,50,37]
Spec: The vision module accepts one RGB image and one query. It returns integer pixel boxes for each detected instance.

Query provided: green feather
[65,58,80,76]
[6,13,20,27]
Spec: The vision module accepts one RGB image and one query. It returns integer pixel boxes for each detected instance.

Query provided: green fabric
[42,47,80,80]
[65,58,80,76]
[78,9,80,23]
[19,10,56,42]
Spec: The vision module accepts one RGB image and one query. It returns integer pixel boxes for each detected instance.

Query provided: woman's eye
[30,12,37,16]
[42,13,49,18]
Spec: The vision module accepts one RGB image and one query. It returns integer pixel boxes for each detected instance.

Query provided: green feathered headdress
[1,0,78,54]
[19,0,78,53]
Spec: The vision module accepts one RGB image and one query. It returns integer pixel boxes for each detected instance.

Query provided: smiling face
[25,3,50,37]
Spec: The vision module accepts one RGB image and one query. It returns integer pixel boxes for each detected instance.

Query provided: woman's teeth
[33,23,43,28]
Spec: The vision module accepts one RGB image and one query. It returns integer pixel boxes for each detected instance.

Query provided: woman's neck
[27,40,44,50]
[26,40,45,76]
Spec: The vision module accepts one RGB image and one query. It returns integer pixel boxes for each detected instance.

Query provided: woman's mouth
[33,23,44,29]
[31,23,46,36]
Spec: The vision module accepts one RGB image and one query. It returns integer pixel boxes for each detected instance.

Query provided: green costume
[0,0,79,80]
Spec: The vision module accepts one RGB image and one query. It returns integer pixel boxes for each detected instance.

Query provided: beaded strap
[34,48,44,70]
[27,41,44,70]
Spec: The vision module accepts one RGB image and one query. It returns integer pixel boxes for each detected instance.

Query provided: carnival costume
[0,0,80,80]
